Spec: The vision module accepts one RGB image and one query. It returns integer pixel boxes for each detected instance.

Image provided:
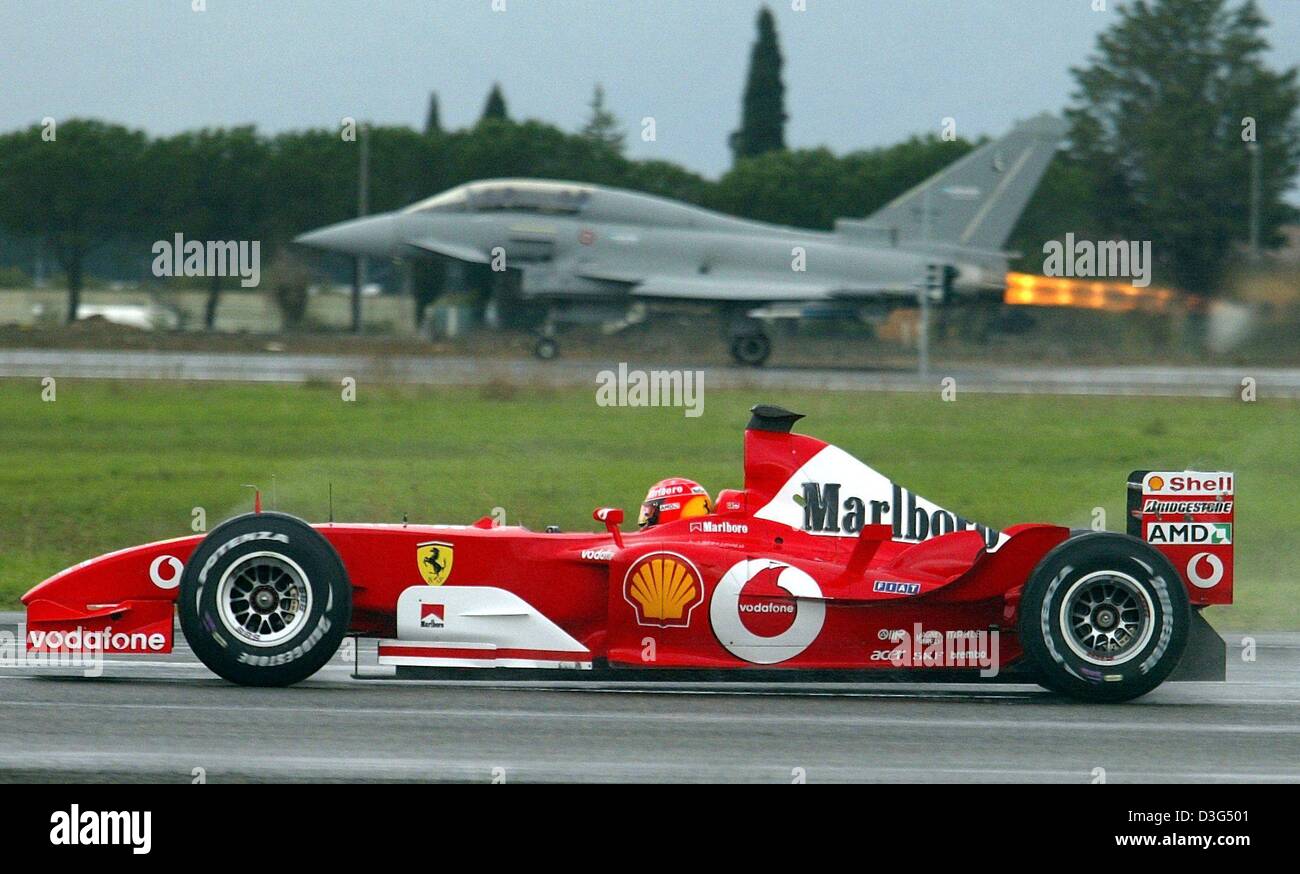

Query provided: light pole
[1248,141,1261,263]
[353,123,370,333]
[918,265,935,379]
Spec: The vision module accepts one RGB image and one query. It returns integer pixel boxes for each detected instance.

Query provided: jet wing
[573,265,644,285]
[404,238,492,264]
[634,276,833,301]
[577,266,917,304]
[827,284,924,301]
[586,273,829,302]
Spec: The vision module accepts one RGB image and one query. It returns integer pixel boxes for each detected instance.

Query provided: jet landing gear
[533,335,559,360]
[729,333,771,366]
[533,310,560,360]
[530,303,645,361]
[727,315,771,367]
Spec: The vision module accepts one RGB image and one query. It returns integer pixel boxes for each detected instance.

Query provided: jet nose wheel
[533,336,559,360]
[729,332,771,367]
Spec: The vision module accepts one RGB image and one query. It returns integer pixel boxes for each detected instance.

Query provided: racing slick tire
[1017,532,1189,703]
[178,512,352,687]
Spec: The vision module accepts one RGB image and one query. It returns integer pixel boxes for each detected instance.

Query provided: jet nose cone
[294,213,400,258]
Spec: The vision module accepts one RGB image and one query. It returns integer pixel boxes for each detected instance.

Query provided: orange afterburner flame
[1004,272,1178,313]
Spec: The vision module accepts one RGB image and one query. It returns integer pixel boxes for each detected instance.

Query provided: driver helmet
[638,477,712,528]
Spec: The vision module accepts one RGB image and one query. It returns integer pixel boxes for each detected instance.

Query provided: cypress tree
[481,83,509,123]
[729,6,787,162]
[424,92,442,135]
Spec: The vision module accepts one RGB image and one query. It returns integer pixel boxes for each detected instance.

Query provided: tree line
[0,0,1295,329]
[0,113,983,327]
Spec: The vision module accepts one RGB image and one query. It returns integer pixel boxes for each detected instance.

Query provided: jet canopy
[405,180,592,216]
[402,178,743,230]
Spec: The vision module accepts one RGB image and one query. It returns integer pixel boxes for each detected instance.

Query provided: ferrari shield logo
[417,541,454,586]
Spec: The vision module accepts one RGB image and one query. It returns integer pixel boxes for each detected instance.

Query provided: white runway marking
[3,349,1299,397]
[4,696,1297,735]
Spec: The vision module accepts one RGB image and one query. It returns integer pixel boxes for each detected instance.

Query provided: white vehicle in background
[31,301,182,330]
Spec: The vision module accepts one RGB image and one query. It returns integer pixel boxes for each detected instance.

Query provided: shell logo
[623,552,704,628]
[1147,474,1165,491]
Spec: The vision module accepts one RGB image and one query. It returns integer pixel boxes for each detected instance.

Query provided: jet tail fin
[853,114,1067,252]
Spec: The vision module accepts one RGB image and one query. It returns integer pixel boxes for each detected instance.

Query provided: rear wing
[1127,470,1234,606]
[742,405,1004,548]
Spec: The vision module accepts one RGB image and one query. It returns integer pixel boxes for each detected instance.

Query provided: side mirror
[593,507,625,549]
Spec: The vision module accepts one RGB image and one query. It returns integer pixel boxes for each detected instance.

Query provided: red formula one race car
[23,406,1234,702]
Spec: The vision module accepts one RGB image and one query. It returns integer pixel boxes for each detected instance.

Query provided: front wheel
[1017,532,1188,702]
[533,336,559,360]
[178,512,352,687]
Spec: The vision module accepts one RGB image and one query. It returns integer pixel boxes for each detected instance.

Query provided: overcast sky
[2,0,1298,180]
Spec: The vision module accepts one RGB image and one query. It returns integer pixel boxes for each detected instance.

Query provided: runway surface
[2,348,1298,397]
[2,617,1297,783]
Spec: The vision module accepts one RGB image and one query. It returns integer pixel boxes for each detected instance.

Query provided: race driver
[637,477,712,528]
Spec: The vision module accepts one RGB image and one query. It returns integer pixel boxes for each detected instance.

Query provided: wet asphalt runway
[2,621,1296,783]
[1,348,1298,397]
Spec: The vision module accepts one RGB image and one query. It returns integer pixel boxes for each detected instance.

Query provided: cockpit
[404,180,592,216]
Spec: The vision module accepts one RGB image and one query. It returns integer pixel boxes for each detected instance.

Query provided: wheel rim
[1058,570,1155,666]
[216,552,313,647]
[735,337,766,361]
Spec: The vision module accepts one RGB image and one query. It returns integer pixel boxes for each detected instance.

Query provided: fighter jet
[295,115,1066,365]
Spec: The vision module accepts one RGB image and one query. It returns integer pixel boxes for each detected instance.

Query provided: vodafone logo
[149,555,184,590]
[710,559,824,664]
[738,593,796,638]
[1187,552,1225,589]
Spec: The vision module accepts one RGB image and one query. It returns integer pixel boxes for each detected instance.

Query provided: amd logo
[1147,522,1232,545]
[800,482,1000,547]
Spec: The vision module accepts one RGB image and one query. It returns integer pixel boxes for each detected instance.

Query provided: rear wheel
[178,512,351,687]
[730,332,771,366]
[1018,533,1188,702]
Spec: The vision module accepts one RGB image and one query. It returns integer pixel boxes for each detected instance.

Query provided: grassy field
[0,379,1295,629]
